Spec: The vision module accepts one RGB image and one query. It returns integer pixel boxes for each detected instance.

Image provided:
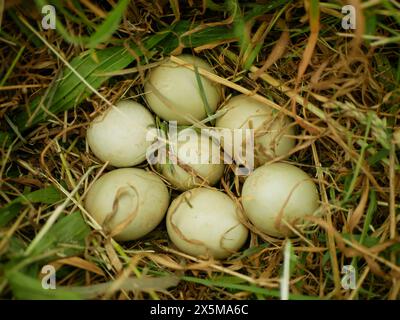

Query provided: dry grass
[0,0,399,300]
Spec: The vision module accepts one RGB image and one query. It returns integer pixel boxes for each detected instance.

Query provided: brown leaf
[370,238,400,254]
[310,59,329,87]
[364,256,387,279]
[146,254,185,270]
[296,3,319,84]
[348,0,365,55]
[105,239,123,273]
[194,38,237,53]
[251,22,289,79]
[55,257,105,276]
[348,178,369,233]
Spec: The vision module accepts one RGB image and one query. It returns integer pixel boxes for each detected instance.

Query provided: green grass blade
[194,66,213,121]
[0,45,25,86]
[182,276,319,300]
[0,186,64,227]
[86,0,130,48]
[13,46,134,130]
[12,21,190,131]
[6,270,82,300]
[31,211,90,259]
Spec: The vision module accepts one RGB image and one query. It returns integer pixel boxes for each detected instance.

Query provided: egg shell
[84,168,170,241]
[87,100,155,167]
[160,129,224,191]
[242,162,319,237]
[216,94,295,167]
[144,55,222,125]
[166,187,248,259]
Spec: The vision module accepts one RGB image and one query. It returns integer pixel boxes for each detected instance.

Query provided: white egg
[166,187,248,259]
[216,94,295,167]
[242,162,319,237]
[84,168,170,241]
[144,55,222,125]
[160,128,224,191]
[87,100,155,167]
